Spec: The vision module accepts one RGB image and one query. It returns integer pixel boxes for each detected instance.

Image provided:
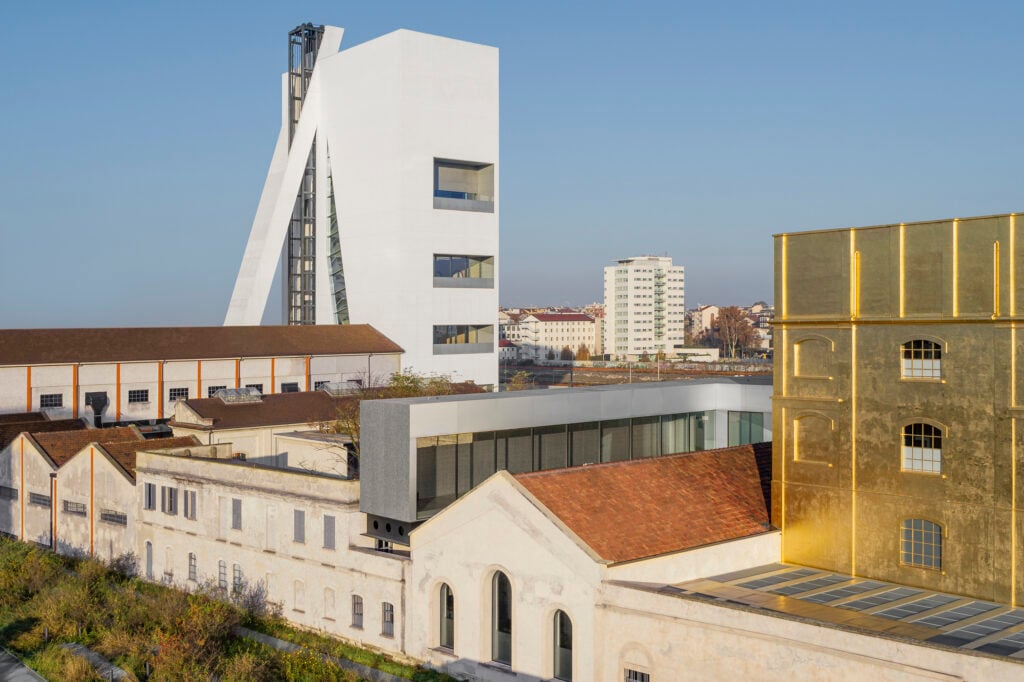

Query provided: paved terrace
[658,563,1024,662]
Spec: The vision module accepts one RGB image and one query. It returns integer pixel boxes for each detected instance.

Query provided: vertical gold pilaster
[953,219,960,317]
[899,223,906,318]
[1013,417,1018,606]
[995,241,1002,318]
[781,235,789,320]
[1012,214,1017,317]
[851,323,858,576]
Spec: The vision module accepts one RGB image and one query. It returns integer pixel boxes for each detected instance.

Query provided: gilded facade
[774,212,1024,603]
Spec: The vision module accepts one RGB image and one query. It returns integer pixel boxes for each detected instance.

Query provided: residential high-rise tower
[602,256,685,359]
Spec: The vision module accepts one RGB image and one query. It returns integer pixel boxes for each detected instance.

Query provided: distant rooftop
[0,419,87,451]
[30,426,142,467]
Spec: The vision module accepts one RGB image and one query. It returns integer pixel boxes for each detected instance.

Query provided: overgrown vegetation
[0,537,454,681]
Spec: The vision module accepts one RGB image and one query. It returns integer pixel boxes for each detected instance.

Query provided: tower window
[902,423,942,474]
[433,159,495,213]
[901,519,942,569]
[901,340,942,379]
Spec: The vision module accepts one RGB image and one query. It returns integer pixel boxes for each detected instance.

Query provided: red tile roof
[0,419,87,451]
[30,426,143,468]
[173,384,485,431]
[516,443,773,563]
[100,435,201,477]
[0,325,402,365]
[529,313,594,323]
[0,412,46,424]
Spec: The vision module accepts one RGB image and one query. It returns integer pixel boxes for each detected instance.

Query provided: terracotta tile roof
[173,385,485,431]
[0,419,87,451]
[0,325,402,365]
[529,313,594,323]
[30,426,142,468]
[516,443,773,563]
[100,435,201,477]
[0,412,46,424]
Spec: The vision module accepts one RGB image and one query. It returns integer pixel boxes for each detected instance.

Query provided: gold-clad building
[774,212,1024,604]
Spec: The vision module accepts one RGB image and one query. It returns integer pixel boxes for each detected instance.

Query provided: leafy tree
[575,344,591,361]
[506,370,533,391]
[559,346,574,361]
[638,351,651,363]
[712,306,758,358]
[545,348,556,361]
[320,371,461,456]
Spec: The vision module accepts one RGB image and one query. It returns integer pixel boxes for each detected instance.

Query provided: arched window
[439,583,455,650]
[901,519,942,569]
[554,610,572,681]
[324,587,336,620]
[902,423,942,474]
[144,541,153,579]
[902,340,942,379]
[491,572,512,665]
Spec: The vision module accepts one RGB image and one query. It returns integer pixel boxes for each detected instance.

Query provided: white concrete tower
[226,24,499,387]
[603,256,686,359]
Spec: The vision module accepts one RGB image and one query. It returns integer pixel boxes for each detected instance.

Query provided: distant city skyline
[4,2,1024,327]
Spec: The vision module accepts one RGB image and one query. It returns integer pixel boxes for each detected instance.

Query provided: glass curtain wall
[728,411,765,446]
[415,410,746,517]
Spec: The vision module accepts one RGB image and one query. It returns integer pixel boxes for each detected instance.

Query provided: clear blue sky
[3,1,1023,327]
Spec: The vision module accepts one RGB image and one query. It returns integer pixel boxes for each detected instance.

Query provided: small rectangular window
[207,385,226,398]
[625,670,650,682]
[323,515,336,550]
[281,382,300,393]
[231,498,242,530]
[218,561,227,590]
[245,384,264,394]
[168,387,189,401]
[100,509,127,526]
[39,394,63,409]
[188,553,197,581]
[314,380,329,390]
[233,563,243,593]
[28,492,50,507]
[382,602,395,637]
[128,389,149,404]
[184,490,197,520]
[63,500,87,516]
[352,595,364,629]
[0,486,18,501]
[144,483,156,510]
[160,487,178,515]
[294,509,305,544]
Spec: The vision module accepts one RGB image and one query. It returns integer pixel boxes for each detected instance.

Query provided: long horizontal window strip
[100,510,128,526]
[801,580,885,604]
[875,594,959,621]
[914,602,1000,629]
[839,587,921,611]
[63,500,87,516]
[433,254,495,279]
[929,610,1024,647]
[414,410,740,518]
[433,325,494,345]
[28,493,51,508]
[736,568,817,591]
[772,574,847,596]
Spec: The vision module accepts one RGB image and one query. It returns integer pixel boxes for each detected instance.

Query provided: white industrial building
[603,256,686,359]
[226,24,499,388]
[0,325,401,425]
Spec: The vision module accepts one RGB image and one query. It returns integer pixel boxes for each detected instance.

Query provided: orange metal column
[72,365,79,418]
[270,358,276,394]
[157,362,164,420]
[305,356,311,391]
[235,359,241,388]
[197,360,202,400]
[115,363,121,422]
[25,366,31,412]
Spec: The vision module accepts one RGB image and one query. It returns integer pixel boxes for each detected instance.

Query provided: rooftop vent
[214,387,263,404]
[318,381,362,397]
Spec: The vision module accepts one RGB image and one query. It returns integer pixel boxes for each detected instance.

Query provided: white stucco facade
[226,26,499,387]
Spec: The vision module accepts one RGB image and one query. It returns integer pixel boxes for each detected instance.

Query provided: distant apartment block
[603,256,685,359]
[515,312,599,362]
[225,25,499,387]
[0,325,401,425]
